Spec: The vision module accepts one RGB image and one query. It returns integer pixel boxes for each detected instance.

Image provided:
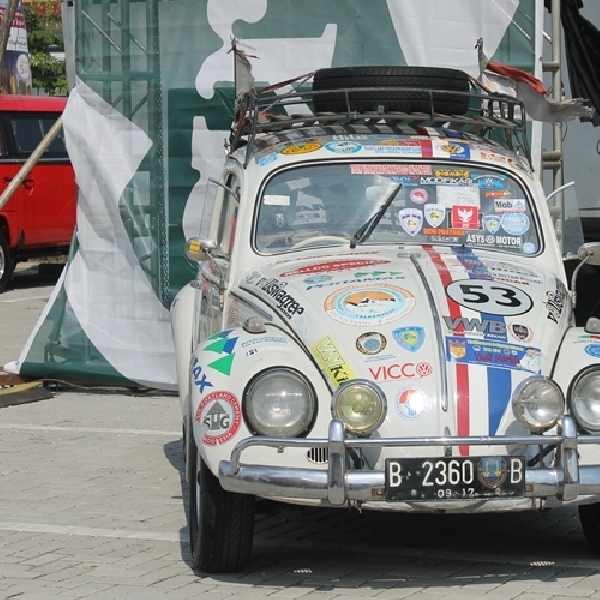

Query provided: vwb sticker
[392,326,425,352]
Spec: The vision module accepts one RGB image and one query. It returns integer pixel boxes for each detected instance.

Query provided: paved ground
[1,265,600,599]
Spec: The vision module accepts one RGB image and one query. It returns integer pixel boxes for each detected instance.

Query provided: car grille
[307,447,329,464]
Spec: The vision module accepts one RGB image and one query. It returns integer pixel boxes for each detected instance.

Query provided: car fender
[170,282,196,420]
[189,327,331,475]
[553,328,600,396]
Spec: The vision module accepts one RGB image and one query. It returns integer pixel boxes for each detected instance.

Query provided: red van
[0,95,76,292]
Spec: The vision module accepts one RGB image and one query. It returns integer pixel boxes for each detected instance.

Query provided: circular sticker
[395,387,427,420]
[281,143,321,155]
[445,279,533,316]
[324,141,362,154]
[500,212,530,236]
[585,344,600,358]
[523,242,536,255]
[409,188,429,205]
[508,324,534,343]
[194,391,241,446]
[356,332,387,355]
[325,284,416,326]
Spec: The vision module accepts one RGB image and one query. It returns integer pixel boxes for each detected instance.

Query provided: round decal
[445,279,533,316]
[508,324,534,343]
[356,332,387,355]
[194,391,241,446]
[523,242,536,255]
[500,212,530,236]
[585,344,600,358]
[324,141,362,154]
[324,284,416,326]
[395,387,427,420]
[477,457,508,489]
[281,143,321,155]
[409,188,429,205]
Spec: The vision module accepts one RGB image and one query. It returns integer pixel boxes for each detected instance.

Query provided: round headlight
[245,369,316,437]
[511,376,564,433]
[571,369,600,433]
[332,379,387,435]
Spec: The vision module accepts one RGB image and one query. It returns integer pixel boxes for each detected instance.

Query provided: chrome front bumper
[218,416,600,506]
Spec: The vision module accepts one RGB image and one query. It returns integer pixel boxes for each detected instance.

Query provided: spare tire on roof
[312,66,471,116]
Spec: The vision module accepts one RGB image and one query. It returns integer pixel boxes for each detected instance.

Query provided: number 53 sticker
[445,279,533,316]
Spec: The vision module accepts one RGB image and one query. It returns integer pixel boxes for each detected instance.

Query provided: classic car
[171,66,600,572]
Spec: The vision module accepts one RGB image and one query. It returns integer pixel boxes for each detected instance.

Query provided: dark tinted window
[11,115,68,158]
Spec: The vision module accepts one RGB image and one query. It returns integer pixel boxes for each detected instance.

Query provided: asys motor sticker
[500,213,530,235]
[369,361,433,381]
[395,387,428,420]
[279,259,390,278]
[409,188,429,204]
[451,206,479,230]
[313,336,356,386]
[356,332,387,355]
[195,391,242,446]
[446,338,542,374]
[445,280,533,316]
[398,208,423,236]
[324,284,416,326]
[392,326,426,352]
[424,204,446,227]
[281,142,321,154]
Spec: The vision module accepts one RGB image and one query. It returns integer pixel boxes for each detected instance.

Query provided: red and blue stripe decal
[450,248,511,437]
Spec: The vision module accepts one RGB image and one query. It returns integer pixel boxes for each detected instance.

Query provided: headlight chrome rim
[569,366,600,433]
[243,367,317,437]
[331,379,387,436]
[511,375,565,433]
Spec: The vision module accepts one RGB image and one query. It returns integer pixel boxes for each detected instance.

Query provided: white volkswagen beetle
[171,66,600,572]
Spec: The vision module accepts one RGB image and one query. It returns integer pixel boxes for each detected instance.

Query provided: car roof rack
[229,83,531,169]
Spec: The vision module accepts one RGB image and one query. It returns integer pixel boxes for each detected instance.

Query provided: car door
[9,111,75,247]
[0,113,21,248]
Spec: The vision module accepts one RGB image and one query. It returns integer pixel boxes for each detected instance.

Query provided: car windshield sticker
[398,208,423,236]
[350,164,432,175]
[264,194,291,206]
[451,206,479,230]
[324,284,416,325]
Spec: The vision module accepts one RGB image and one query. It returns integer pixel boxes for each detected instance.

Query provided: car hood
[237,246,568,441]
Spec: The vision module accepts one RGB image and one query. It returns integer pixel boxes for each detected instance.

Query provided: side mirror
[578,242,600,266]
[185,238,216,262]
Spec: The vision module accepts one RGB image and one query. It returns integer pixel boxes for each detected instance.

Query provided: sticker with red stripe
[423,245,470,456]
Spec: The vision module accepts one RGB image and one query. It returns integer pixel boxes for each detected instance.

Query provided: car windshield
[254,162,540,256]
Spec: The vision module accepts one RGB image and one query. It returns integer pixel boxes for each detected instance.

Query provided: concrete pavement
[1,264,600,599]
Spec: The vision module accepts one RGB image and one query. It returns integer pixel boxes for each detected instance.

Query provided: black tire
[188,436,255,572]
[579,503,600,554]
[0,233,13,293]
[312,66,471,116]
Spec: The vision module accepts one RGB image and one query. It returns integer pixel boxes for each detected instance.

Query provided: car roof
[0,94,67,112]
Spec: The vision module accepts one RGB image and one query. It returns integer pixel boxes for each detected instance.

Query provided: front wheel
[188,436,255,572]
[579,503,600,554]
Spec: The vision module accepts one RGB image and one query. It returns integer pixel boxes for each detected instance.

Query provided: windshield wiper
[350,183,402,249]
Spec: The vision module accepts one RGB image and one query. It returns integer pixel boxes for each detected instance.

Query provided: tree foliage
[24,4,67,94]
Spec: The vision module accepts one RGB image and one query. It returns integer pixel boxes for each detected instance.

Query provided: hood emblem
[392,326,425,352]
